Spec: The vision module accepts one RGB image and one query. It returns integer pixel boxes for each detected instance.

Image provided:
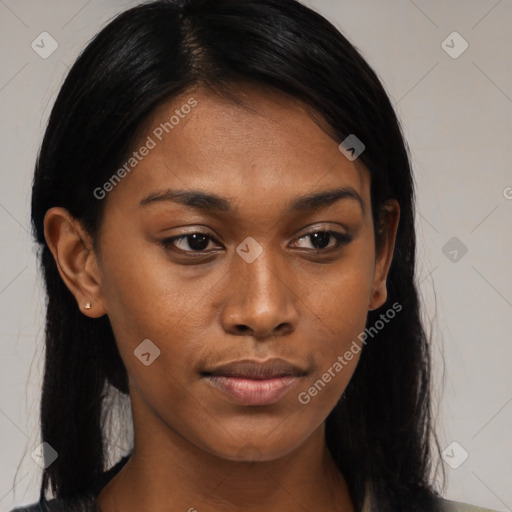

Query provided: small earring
[84,301,92,309]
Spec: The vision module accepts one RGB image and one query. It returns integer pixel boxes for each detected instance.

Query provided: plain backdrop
[1,1,511,511]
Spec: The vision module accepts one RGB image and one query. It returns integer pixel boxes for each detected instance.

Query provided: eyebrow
[139,186,364,215]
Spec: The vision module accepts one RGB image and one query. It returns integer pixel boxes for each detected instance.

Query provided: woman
[10,0,499,511]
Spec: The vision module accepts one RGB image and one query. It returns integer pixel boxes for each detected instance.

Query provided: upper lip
[201,358,307,380]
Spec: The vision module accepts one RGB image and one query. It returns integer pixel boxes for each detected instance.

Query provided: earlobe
[43,207,106,318]
[368,200,400,311]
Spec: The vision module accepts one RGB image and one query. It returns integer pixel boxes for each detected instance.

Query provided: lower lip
[204,375,300,406]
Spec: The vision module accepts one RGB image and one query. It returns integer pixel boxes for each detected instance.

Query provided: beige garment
[440,498,503,512]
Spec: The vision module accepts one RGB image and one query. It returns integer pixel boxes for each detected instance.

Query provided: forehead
[105,84,370,212]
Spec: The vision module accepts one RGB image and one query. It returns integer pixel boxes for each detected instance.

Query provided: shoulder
[438,497,502,512]
[12,495,500,512]
[8,495,98,512]
[8,502,49,512]
[9,453,131,512]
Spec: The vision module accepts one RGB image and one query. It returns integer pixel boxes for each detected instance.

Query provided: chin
[204,433,306,463]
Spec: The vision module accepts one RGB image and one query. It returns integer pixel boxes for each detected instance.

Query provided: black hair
[29,0,444,510]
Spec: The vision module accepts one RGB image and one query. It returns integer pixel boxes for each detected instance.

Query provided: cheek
[297,256,374,402]
[99,237,198,336]
[98,236,222,398]
[309,254,374,336]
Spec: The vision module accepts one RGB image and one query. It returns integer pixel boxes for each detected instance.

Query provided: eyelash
[159,229,353,255]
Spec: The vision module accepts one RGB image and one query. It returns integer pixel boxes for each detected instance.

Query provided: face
[46,84,399,462]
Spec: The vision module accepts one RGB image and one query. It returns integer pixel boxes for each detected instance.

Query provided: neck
[96,390,354,512]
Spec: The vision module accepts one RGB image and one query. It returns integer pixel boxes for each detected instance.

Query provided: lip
[204,375,301,406]
[201,358,307,406]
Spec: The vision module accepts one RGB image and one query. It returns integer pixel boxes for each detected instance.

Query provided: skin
[44,83,399,512]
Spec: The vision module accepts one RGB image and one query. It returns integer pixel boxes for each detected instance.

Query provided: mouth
[200,358,307,406]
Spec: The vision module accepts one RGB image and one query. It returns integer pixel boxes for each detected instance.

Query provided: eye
[160,228,352,255]
[291,229,352,252]
[160,232,219,253]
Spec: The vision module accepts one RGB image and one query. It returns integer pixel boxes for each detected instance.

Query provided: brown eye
[292,230,352,251]
[160,232,218,253]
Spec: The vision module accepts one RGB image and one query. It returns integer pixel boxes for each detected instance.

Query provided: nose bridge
[241,248,283,302]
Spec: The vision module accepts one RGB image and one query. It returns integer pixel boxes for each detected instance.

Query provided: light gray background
[1,0,511,510]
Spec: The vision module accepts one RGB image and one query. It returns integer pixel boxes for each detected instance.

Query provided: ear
[43,207,106,318]
[368,199,400,311]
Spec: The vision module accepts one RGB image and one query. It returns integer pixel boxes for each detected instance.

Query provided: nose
[220,248,299,340]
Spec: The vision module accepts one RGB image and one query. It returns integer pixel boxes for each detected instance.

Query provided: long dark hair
[30,0,444,510]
